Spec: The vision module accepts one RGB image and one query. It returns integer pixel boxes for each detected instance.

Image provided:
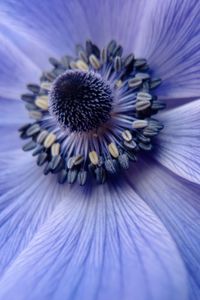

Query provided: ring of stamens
[19,40,165,185]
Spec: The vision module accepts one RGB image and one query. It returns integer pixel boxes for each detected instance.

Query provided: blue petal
[0,98,28,151]
[0,181,187,300]
[136,0,200,98]
[129,159,200,299]
[0,32,40,99]
[0,152,63,275]
[0,0,150,101]
[155,100,200,184]
[0,0,147,56]
[0,23,53,69]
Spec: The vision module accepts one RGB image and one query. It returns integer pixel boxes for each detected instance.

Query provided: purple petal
[0,181,187,300]
[155,99,200,184]
[0,0,147,56]
[0,32,40,99]
[129,158,200,299]
[136,0,200,98]
[0,152,64,275]
[0,23,53,69]
[0,98,28,151]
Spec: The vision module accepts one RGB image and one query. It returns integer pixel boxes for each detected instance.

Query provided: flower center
[19,40,165,185]
[49,70,113,132]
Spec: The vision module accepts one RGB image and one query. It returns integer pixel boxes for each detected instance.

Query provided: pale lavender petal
[128,158,200,299]
[0,151,66,275]
[0,181,187,300]
[0,23,53,69]
[0,0,148,56]
[0,32,40,99]
[155,99,200,184]
[0,98,28,151]
[136,0,200,98]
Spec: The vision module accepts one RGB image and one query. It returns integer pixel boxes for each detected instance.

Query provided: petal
[128,158,200,299]
[0,23,53,69]
[136,0,200,98]
[0,31,40,99]
[0,0,148,56]
[0,181,187,300]
[155,99,200,184]
[0,98,28,151]
[0,151,62,275]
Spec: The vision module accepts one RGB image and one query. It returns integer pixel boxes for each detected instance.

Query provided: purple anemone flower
[0,0,200,299]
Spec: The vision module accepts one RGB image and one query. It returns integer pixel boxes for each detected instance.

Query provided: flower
[0,0,200,299]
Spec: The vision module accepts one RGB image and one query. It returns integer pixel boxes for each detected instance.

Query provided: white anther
[89,151,99,165]
[44,133,56,148]
[108,142,119,158]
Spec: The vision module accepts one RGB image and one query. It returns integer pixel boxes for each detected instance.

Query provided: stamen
[122,130,132,142]
[44,133,56,148]
[89,151,99,166]
[108,142,119,158]
[19,40,165,185]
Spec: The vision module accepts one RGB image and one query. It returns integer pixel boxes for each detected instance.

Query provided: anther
[132,120,148,129]
[37,130,49,144]
[35,96,48,110]
[58,169,68,184]
[26,124,40,137]
[29,111,42,120]
[136,100,151,111]
[23,140,37,151]
[124,140,137,150]
[114,56,122,72]
[137,92,152,101]
[44,133,56,148]
[37,152,48,166]
[68,169,78,184]
[78,170,87,186]
[108,142,119,158]
[136,73,150,80]
[128,77,143,89]
[105,159,119,175]
[76,60,89,71]
[118,153,129,169]
[89,54,101,69]
[122,130,132,142]
[51,143,60,156]
[40,82,51,91]
[89,151,99,165]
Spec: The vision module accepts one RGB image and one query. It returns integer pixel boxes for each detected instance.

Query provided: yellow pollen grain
[132,120,148,129]
[89,151,99,165]
[89,54,101,69]
[35,96,49,110]
[51,143,60,156]
[122,130,132,142]
[41,82,51,91]
[108,142,119,158]
[37,130,48,144]
[76,60,89,71]
[29,111,42,120]
[69,61,77,69]
[74,154,84,166]
[44,133,56,148]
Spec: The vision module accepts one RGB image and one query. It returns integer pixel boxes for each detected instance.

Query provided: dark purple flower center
[19,40,165,185]
[49,70,113,132]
